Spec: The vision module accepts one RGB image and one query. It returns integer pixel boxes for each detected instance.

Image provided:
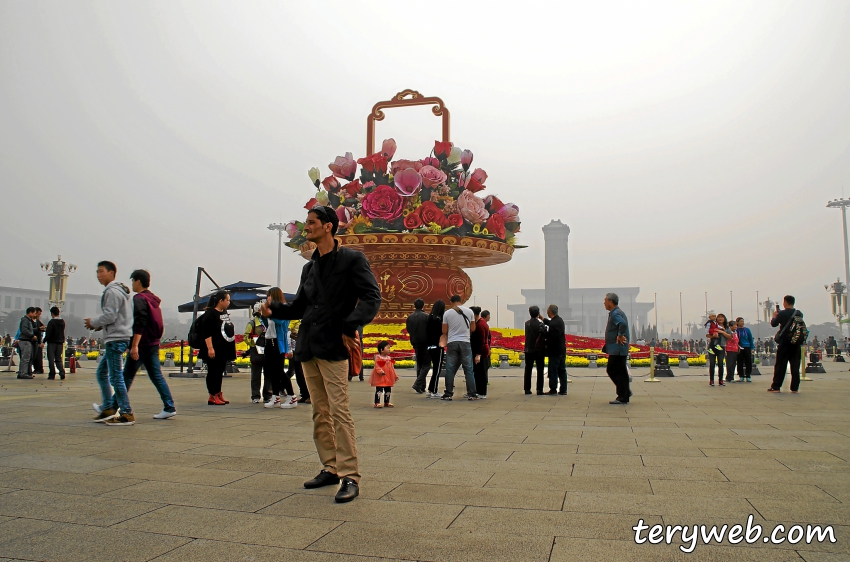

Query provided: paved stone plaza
[0,361,848,561]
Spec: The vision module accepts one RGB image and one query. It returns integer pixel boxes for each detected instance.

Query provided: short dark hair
[309,206,339,236]
[25,307,35,314]
[548,304,559,315]
[470,306,481,316]
[414,299,424,310]
[735,317,743,323]
[784,295,795,306]
[377,340,390,354]
[481,310,490,319]
[35,307,42,312]
[206,290,230,310]
[50,307,60,316]
[450,295,462,303]
[529,305,539,318]
[97,260,117,273]
[130,269,151,288]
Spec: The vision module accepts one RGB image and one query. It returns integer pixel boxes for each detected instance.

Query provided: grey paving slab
[91,461,254,485]
[0,489,162,525]
[0,452,128,473]
[103,480,291,512]
[549,537,803,562]
[385,482,566,510]
[0,468,142,495]
[153,539,396,561]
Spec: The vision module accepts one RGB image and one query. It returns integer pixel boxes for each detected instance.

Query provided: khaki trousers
[302,357,359,482]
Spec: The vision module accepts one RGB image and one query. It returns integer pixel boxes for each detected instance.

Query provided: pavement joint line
[813,485,843,503]
[251,492,296,513]
[302,519,346,551]
[376,482,403,500]
[143,537,197,561]
[480,473,496,488]
[422,458,440,470]
[717,468,731,482]
[745,498,768,521]
[444,504,467,529]
[546,535,557,562]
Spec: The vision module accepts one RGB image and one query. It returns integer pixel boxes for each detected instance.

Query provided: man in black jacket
[262,205,381,503]
[45,307,66,380]
[541,304,567,395]
[406,298,430,393]
[32,307,45,374]
[17,308,38,379]
[524,306,546,395]
[768,295,804,393]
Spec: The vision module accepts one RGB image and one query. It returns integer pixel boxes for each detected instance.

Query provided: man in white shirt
[441,295,477,401]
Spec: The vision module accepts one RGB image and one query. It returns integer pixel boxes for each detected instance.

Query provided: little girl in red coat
[370,341,398,408]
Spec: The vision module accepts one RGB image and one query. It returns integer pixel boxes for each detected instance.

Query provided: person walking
[603,293,631,404]
[263,287,297,409]
[425,300,447,398]
[86,261,135,425]
[523,305,546,395]
[441,295,477,401]
[262,205,381,503]
[736,317,754,382]
[768,295,806,394]
[245,305,272,404]
[370,341,398,408]
[195,290,237,406]
[471,308,491,399]
[542,304,567,395]
[122,269,176,420]
[45,307,66,380]
[16,308,38,379]
[406,298,430,394]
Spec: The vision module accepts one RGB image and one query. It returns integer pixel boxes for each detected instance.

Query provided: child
[704,313,719,355]
[370,341,399,408]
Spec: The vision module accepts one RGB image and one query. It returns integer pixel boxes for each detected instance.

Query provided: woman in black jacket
[196,291,236,405]
[425,299,446,398]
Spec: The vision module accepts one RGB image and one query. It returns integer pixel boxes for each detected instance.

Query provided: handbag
[773,309,796,344]
[308,258,362,374]
[248,320,266,364]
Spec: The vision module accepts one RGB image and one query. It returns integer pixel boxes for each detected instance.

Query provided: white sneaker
[264,396,280,408]
[92,403,103,414]
[153,410,177,420]
[428,392,442,399]
[280,395,298,409]
[251,398,261,404]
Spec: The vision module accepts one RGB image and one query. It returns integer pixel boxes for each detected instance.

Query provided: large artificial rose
[417,201,447,227]
[497,203,520,223]
[390,159,422,175]
[420,156,440,168]
[394,168,422,197]
[284,221,301,238]
[322,175,341,192]
[403,211,423,230]
[329,152,357,181]
[304,197,318,210]
[434,140,452,160]
[464,168,488,193]
[448,146,462,165]
[446,213,464,228]
[357,153,388,174]
[336,206,356,227]
[381,138,397,159]
[362,185,404,222]
[458,190,488,225]
[341,180,362,198]
[485,213,506,239]
[484,195,504,213]
[419,165,447,188]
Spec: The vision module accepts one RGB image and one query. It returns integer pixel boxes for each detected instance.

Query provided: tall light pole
[268,223,286,288]
[827,198,850,291]
[679,292,683,339]
[40,255,77,308]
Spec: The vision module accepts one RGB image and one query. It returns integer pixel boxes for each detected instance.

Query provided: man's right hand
[260,303,272,317]
[207,348,216,359]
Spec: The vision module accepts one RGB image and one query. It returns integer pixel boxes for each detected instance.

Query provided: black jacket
[524,318,545,353]
[45,318,66,344]
[269,242,381,362]
[425,313,444,347]
[543,315,566,356]
[406,310,429,347]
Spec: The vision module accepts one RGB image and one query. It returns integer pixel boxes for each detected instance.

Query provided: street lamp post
[825,279,847,337]
[40,255,77,308]
[826,199,850,291]
[268,223,286,288]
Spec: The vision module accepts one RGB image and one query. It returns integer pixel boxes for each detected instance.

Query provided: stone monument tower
[543,220,571,318]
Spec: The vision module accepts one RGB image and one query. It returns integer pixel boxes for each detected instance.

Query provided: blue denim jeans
[124,345,175,412]
[97,340,132,414]
[444,341,476,397]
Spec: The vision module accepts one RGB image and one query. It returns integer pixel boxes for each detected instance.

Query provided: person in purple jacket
[123,269,177,419]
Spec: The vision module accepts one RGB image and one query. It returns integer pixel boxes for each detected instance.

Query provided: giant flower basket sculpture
[286,90,522,323]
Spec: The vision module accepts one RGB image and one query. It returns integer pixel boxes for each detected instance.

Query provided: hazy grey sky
[2,0,849,331]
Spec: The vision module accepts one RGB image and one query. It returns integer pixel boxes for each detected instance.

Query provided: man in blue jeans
[441,295,478,401]
[86,261,135,426]
[123,269,176,419]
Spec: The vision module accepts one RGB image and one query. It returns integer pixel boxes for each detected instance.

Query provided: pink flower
[362,185,404,222]
[393,168,422,197]
[464,168,488,193]
[419,165,447,188]
[420,156,440,168]
[321,176,341,192]
[460,149,473,170]
[336,206,356,227]
[329,152,357,181]
[284,221,301,238]
[390,159,422,175]
[458,190,488,225]
[381,138,397,159]
[497,203,520,223]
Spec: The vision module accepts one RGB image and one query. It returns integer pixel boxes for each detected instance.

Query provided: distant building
[0,286,102,318]
[507,220,654,334]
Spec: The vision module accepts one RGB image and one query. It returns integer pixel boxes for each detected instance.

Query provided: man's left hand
[84,318,94,330]
[616,335,627,345]
[342,333,359,354]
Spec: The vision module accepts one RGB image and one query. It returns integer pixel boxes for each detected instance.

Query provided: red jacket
[471,318,491,357]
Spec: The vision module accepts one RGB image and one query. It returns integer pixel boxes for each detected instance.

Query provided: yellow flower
[308,167,321,186]
[472,224,481,234]
[428,222,442,233]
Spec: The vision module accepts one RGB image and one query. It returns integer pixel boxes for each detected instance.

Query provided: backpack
[187,314,204,348]
[787,313,809,345]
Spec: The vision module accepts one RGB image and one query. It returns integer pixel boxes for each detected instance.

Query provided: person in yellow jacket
[245,310,272,404]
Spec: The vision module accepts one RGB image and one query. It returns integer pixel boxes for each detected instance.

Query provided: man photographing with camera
[768,295,807,394]
[261,205,381,503]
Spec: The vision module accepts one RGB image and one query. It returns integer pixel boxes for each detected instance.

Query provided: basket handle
[366,90,450,156]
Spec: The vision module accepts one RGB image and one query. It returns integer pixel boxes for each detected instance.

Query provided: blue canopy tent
[177,281,295,312]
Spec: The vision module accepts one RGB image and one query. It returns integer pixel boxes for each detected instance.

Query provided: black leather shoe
[524,390,532,395]
[558,392,567,395]
[304,470,340,489]
[544,390,557,395]
[335,477,359,503]
[609,400,628,405]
